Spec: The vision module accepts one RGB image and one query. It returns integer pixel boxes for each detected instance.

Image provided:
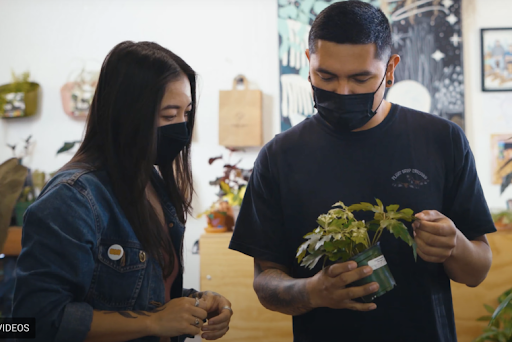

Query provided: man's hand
[190,291,232,340]
[307,261,379,311]
[413,210,458,263]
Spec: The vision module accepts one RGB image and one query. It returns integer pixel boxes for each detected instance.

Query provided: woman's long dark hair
[65,41,196,277]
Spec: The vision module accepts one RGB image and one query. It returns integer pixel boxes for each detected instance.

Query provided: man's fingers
[416,238,452,260]
[415,210,445,222]
[206,308,231,325]
[338,300,377,311]
[202,320,229,333]
[414,220,453,236]
[202,327,229,340]
[415,229,456,248]
[333,266,373,287]
[333,282,379,302]
[326,261,357,278]
[416,246,446,263]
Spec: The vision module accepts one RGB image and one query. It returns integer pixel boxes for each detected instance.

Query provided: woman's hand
[148,297,208,338]
[191,291,233,340]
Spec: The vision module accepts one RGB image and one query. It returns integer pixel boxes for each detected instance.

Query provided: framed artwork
[481,28,512,92]
[278,0,465,131]
[491,134,512,185]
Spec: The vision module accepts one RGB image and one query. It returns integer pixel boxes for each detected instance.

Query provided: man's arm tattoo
[253,260,312,316]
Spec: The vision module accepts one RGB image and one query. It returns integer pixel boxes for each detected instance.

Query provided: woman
[12,41,232,342]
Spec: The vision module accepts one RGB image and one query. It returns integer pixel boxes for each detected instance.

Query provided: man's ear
[386,54,401,87]
[306,49,310,61]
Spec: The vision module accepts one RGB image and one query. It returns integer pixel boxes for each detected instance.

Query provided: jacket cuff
[54,302,93,342]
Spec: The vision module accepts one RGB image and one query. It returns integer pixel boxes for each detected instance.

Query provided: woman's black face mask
[154,122,190,165]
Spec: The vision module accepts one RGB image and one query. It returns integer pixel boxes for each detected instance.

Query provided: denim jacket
[12,166,197,342]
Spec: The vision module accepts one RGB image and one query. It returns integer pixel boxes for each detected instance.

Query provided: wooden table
[452,230,512,341]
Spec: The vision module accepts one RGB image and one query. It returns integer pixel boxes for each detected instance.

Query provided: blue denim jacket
[12,166,197,342]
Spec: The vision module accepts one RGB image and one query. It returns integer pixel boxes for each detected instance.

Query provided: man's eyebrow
[316,68,374,78]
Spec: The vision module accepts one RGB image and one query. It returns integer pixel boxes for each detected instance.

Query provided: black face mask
[312,70,387,132]
[155,122,190,165]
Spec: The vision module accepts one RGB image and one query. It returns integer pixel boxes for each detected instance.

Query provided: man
[229,1,495,341]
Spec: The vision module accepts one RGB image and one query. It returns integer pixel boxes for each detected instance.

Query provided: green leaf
[485,304,497,314]
[348,202,374,212]
[220,181,231,195]
[332,201,347,209]
[296,242,309,263]
[328,209,346,218]
[498,288,512,303]
[412,240,417,262]
[317,214,332,228]
[367,221,380,231]
[306,233,323,253]
[330,218,348,229]
[315,235,332,250]
[324,241,335,252]
[375,198,384,211]
[399,208,414,217]
[56,141,81,155]
[490,292,512,325]
[300,250,325,270]
[477,315,493,322]
[386,204,399,212]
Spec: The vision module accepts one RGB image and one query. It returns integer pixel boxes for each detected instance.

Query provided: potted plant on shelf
[6,135,48,226]
[199,148,252,232]
[475,288,512,342]
[0,71,40,119]
[296,199,417,303]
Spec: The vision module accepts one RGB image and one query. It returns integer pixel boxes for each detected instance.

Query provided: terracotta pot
[207,210,227,229]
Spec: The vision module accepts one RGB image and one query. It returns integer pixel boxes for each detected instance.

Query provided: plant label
[368,255,387,270]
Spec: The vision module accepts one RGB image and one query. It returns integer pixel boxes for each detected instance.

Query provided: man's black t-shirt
[229,104,496,342]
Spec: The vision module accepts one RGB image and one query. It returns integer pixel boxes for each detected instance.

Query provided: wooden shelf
[3,226,22,256]
[200,232,293,342]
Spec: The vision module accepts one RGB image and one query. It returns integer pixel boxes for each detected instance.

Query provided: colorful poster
[278,0,464,131]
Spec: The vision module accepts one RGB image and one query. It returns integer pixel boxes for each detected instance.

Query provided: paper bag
[219,76,262,147]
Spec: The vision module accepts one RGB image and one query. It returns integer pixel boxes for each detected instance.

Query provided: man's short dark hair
[309,0,392,60]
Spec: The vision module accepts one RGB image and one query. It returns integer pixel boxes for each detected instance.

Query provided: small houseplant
[0,71,40,118]
[475,288,512,342]
[199,149,252,231]
[296,199,417,302]
[6,135,47,225]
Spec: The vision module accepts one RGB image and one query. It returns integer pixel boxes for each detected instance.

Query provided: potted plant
[296,199,417,302]
[0,71,40,119]
[198,200,231,233]
[6,135,49,226]
[491,210,512,230]
[475,288,512,342]
[199,148,252,231]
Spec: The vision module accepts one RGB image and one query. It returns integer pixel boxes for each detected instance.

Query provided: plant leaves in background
[0,158,28,251]
[56,141,81,155]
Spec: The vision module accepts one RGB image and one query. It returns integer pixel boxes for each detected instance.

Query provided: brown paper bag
[219,76,262,147]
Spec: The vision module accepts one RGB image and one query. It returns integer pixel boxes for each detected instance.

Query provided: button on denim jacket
[12,166,197,342]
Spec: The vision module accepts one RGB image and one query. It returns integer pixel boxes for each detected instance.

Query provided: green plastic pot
[14,201,32,226]
[348,242,396,303]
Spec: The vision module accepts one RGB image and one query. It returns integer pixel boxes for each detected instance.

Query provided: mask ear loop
[370,59,392,116]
